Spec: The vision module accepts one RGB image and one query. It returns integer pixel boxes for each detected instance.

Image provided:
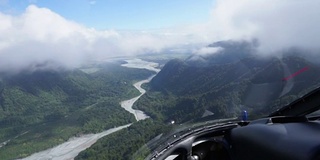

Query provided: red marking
[282,66,309,81]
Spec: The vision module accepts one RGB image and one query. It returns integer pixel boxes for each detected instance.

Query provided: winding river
[120,59,160,121]
[21,59,160,160]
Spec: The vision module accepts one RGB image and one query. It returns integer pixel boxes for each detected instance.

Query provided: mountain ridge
[138,41,320,123]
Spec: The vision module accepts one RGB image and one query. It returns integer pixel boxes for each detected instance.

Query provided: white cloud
[201,0,320,54]
[0,1,319,73]
[0,5,186,73]
[0,5,93,73]
[194,47,223,55]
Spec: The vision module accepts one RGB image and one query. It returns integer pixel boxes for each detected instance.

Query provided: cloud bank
[0,5,186,73]
[202,0,320,54]
[0,0,319,73]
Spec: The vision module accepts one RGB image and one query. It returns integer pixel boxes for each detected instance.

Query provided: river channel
[21,59,160,160]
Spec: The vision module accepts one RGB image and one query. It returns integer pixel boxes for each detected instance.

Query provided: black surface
[230,120,320,160]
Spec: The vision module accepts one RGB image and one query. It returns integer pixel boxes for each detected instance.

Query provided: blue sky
[0,0,214,30]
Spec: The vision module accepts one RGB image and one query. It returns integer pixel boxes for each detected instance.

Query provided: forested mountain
[137,41,320,123]
[0,62,154,160]
[77,41,320,160]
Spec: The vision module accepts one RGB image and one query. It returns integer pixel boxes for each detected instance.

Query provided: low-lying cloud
[0,0,319,73]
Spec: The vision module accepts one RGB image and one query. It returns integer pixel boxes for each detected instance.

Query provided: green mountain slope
[76,42,320,160]
[141,49,320,123]
[0,62,154,160]
[76,55,320,159]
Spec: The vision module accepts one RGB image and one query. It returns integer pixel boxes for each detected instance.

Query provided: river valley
[21,59,160,160]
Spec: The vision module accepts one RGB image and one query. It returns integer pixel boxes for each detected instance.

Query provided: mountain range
[136,41,320,123]
[77,40,320,159]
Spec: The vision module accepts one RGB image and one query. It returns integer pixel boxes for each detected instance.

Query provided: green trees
[143,55,320,124]
[0,63,154,160]
[76,119,172,160]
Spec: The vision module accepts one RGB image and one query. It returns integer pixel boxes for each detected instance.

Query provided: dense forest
[0,62,154,160]
[76,119,172,160]
[77,41,320,159]
[139,43,320,123]
[2,41,320,160]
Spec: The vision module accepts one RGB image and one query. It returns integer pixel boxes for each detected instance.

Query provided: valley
[18,58,161,160]
[0,58,158,160]
[76,43,320,159]
[21,124,131,160]
[120,59,160,121]
[0,42,319,160]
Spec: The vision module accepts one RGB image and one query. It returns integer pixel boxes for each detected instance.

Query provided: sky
[0,0,214,30]
[0,0,320,73]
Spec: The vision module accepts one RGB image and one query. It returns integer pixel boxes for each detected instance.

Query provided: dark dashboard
[149,116,320,160]
[230,117,320,160]
[148,87,320,160]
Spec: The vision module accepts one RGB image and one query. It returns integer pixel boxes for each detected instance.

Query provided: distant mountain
[137,41,320,123]
[185,40,257,67]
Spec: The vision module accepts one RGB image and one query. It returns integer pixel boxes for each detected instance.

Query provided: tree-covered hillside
[76,119,172,160]
[140,44,320,123]
[0,62,154,160]
[77,43,320,160]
